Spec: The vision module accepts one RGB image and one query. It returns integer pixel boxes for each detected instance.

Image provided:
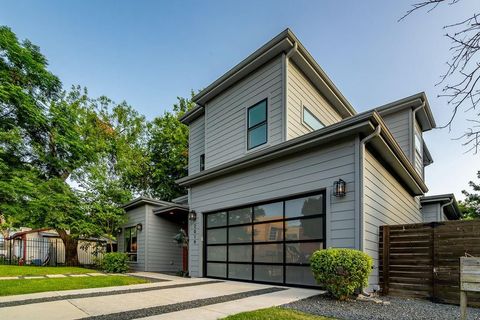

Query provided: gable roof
[180,28,356,124]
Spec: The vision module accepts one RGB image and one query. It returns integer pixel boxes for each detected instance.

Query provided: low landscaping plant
[100,252,129,273]
[310,248,373,300]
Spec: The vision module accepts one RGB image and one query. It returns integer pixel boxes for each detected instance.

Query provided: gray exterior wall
[119,206,147,271]
[286,60,342,139]
[204,56,284,169]
[363,149,422,288]
[189,115,205,175]
[145,205,183,272]
[381,109,412,161]
[421,203,443,222]
[188,138,359,277]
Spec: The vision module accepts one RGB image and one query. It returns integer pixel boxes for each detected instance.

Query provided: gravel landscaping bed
[283,294,480,320]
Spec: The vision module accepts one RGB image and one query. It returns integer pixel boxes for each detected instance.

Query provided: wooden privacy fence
[379,220,480,306]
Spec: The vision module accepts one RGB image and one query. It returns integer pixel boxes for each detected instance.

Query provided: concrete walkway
[0,272,111,281]
[0,272,324,320]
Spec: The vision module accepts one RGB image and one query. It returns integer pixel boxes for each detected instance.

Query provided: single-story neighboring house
[4,228,107,266]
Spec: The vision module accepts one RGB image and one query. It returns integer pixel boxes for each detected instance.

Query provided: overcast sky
[1,0,478,199]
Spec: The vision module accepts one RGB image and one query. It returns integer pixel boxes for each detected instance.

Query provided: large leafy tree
[460,171,480,220]
[75,98,148,251]
[1,26,109,264]
[145,94,194,201]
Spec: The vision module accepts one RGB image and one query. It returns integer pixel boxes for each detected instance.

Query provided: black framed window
[303,106,324,130]
[204,191,326,288]
[124,226,138,262]
[200,154,205,171]
[247,99,267,150]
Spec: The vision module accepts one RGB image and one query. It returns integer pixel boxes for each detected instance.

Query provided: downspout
[359,125,381,251]
[440,199,454,221]
[283,42,298,141]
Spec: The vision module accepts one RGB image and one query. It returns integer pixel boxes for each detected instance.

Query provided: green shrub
[310,248,373,300]
[100,253,129,273]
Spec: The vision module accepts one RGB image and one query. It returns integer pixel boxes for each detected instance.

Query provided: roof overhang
[421,194,461,220]
[153,205,189,223]
[376,92,436,131]
[180,28,356,124]
[423,142,434,166]
[121,197,176,211]
[177,111,428,196]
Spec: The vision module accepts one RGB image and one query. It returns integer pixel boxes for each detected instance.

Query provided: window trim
[302,105,324,131]
[124,226,138,262]
[247,99,268,150]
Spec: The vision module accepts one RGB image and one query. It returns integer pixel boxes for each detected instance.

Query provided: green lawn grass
[0,275,147,296]
[0,265,98,277]
[221,307,336,320]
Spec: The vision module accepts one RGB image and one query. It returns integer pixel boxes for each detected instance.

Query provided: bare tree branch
[401,0,480,153]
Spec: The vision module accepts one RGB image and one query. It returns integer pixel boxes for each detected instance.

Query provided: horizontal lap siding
[205,56,283,169]
[381,109,412,161]
[145,205,183,272]
[121,206,147,271]
[363,150,422,288]
[287,61,342,139]
[188,116,205,175]
[188,139,358,277]
[421,203,441,222]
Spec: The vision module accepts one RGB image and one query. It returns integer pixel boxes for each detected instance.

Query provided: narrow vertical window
[124,226,138,262]
[247,99,267,150]
[200,154,205,171]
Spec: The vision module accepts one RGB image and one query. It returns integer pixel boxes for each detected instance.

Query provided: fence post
[382,225,390,295]
[431,222,436,301]
[55,239,58,267]
[9,239,12,265]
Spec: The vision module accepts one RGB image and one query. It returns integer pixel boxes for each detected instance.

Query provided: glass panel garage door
[204,191,325,287]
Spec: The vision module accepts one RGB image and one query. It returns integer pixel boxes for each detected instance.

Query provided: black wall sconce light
[188,210,197,221]
[136,223,143,231]
[334,179,346,197]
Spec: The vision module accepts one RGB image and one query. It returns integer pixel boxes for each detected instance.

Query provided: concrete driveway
[0,272,323,320]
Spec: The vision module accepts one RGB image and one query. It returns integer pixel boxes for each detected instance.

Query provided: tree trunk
[109,239,114,252]
[57,229,79,266]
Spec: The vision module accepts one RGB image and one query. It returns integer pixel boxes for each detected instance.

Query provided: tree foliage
[401,1,480,153]
[0,25,194,264]
[144,94,194,201]
[0,26,141,264]
[460,170,480,219]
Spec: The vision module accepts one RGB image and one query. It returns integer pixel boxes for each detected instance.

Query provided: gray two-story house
[176,29,458,290]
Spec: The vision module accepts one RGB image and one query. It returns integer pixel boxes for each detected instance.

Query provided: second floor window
[200,154,205,171]
[247,99,267,150]
[303,106,324,130]
[125,226,138,262]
